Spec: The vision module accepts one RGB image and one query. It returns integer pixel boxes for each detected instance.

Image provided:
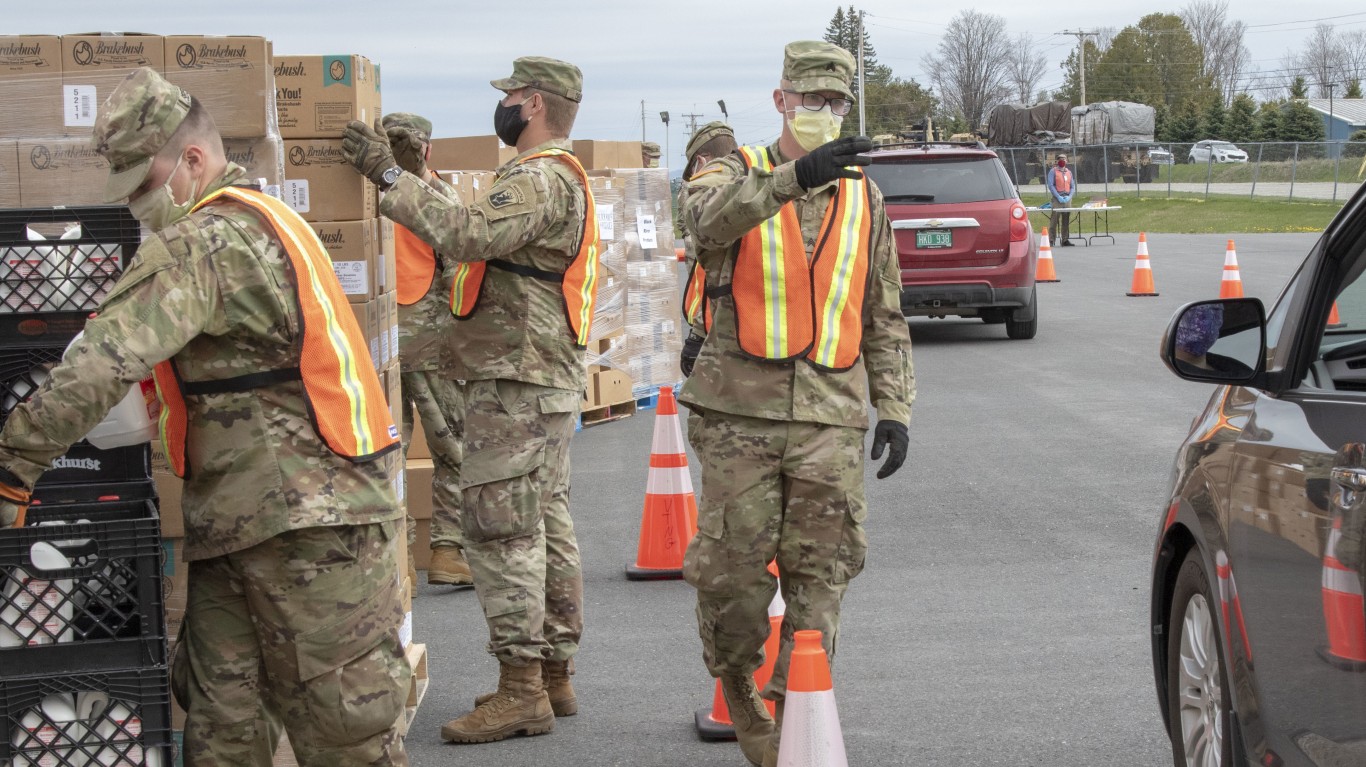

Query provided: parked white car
[1148,146,1175,165]
[1188,140,1248,164]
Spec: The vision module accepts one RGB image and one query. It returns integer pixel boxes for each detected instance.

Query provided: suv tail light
[1009,204,1028,242]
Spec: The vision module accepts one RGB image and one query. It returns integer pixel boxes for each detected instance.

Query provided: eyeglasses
[782,90,853,117]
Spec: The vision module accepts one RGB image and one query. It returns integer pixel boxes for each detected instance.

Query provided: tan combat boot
[474,659,577,717]
[428,545,473,586]
[721,674,774,766]
[440,661,554,743]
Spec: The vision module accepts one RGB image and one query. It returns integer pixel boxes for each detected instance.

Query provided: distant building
[1305,98,1366,157]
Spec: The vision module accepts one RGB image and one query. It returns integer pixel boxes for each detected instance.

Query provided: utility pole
[641,100,646,142]
[857,10,867,135]
[682,111,704,140]
[1060,30,1098,106]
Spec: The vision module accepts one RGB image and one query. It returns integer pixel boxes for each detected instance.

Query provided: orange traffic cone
[1126,233,1158,297]
[1318,514,1366,670]
[776,630,847,767]
[1220,239,1244,299]
[695,562,783,739]
[676,246,687,262]
[695,679,736,740]
[1329,302,1346,329]
[627,386,699,580]
[1215,550,1253,665]
[1035,228,1059,283]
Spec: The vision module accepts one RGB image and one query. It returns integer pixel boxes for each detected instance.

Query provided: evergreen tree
[1252,101,1281,143]
[1223,94,1257,144]
[1281,99,1326,142]
[1198,99,1227,140]
[1055,39,1102,106]
[1167,101,1202,143]
[823,5,885,96]
[1289,76,1309,100]
[1347,79,1364,99]
[1154,103,1171,142]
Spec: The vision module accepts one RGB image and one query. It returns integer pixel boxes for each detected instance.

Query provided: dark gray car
[1152,183,1366,766]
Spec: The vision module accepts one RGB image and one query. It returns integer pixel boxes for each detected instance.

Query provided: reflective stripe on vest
[682,262,712,332]
[448,148,601,347]
[729,145,872,371]
[394,222,437,306]
[152,187,399,479]
[1054,166,1072,195]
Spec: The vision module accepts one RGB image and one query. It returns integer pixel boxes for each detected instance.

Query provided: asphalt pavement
[404,232,1320,767]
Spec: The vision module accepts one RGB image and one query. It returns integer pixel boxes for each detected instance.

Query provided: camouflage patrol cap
[490,57,583,103]
[382,112,433,141]
[685,121,735,163]
[92,67,193,203]
[783,41,856,100]
[642,142,661,157]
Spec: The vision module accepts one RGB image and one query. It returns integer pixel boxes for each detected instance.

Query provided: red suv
[864,143,1039,339]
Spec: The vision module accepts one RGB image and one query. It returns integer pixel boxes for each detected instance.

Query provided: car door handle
[1332,467,1366,492]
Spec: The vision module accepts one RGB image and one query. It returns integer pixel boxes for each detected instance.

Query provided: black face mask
[494,99,529,146]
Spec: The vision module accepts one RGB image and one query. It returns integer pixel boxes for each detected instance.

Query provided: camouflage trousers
[683,410,868,701]
[460,378,583,665]
[401,370,464,550]
[175,522,411,767]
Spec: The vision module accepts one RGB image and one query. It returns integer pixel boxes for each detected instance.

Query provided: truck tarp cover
[1071,101,1155,144]
[987,101,1071,145]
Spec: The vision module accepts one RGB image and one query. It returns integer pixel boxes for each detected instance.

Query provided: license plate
[916,229,952,249]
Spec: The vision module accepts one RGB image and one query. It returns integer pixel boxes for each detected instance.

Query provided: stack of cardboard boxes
[0,33,283,208]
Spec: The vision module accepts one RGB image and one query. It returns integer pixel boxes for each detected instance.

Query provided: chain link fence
[997,142,1366,203]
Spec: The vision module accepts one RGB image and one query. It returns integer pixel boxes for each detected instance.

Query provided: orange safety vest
[682,262,712,331]
[719,145,873,372]
[394,222,438,306]
[448,148,600,347]
[1053,165,1072,195]
[152,186,399,479]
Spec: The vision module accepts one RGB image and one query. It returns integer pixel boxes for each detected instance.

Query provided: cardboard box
[0,140,18,208]
[385,291,399,369]
[437,170,497,204]
[413,518,432,570]
[17,137,109,207]
[385,363,403,443]
[61,34,164,135]
[163,537,189,731]
[284,138,377,221]
[573,140,645,170]
[583,368,634,409]
[274,54,380,138]
[0,36,64,138]
[429,135,514,171]
[164,36,273,138]
[223,134,285,192]
[349,297,382,370]
[309,219,381,303]
[377,217,395,292]
[406,458,434,521]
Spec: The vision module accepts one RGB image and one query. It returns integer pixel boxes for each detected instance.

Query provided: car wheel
[1166,553,1234,767]
[1006,288,1037,340]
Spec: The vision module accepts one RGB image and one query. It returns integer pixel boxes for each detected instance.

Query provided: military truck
[1069,101,1161,183]
[985,102,1072,184]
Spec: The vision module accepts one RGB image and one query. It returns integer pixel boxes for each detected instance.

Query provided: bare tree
[1299,22,1346,97]
[1004,33,1049,104]
[922,10,1011,128]
[1342,30,1366,85]
[1181,0,1250,104]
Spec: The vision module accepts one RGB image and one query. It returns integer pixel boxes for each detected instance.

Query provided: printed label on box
[331,261,368,295]
[284,180,310,213]
[636,211,658,250]
[63,85,97,127]
[597,204,615,240]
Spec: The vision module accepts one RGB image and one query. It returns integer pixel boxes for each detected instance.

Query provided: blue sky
[10,1,1363,167]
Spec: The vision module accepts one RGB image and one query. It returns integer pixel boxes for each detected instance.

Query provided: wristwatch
[379,166,404,190]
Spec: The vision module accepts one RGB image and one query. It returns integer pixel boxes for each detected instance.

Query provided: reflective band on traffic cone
[1035,228,1059,283]
[777,630,847,767]
[1215,550,1254,665]
[1220,239,1244,299]
[1126,232,1158,297]
[1329,302,1346,329]
[1318,515,1366,671]
[627,386,700,580]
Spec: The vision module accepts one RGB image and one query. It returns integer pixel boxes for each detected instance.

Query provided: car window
[1308,233,1366,390]
[865,158,1014,204]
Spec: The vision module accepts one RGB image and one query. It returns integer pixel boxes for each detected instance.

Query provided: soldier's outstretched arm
[379,165,556,264]
[861,204,914,429]
[683,154,802,266]
[0,230,219,486]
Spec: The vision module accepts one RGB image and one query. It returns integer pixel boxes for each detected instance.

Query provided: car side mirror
[1161,298,1266,384]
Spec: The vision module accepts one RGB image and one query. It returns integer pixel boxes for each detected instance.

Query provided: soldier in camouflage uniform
[641,141,661,168]
[343,56,589,745]
[678,42,914,767]
[0,69,409,766]
[381,112,473,589]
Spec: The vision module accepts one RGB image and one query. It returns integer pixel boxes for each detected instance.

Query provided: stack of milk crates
[0,202,171,766]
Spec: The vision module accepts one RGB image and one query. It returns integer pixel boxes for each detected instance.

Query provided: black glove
[794,136,874,190]
[680,332,705,377]
[870,420,908,479]
[342,119,399,186]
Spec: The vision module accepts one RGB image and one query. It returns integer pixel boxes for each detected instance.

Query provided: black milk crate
[0,666,172,766]
[0,206,139,316]
[0,499,166,676]
[31,479,156,508]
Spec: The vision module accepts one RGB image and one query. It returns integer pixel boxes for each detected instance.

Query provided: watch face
[383,167,402,185]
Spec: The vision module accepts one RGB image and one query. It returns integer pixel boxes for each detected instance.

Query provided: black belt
[489,258,565,284]
[182,368,303,396]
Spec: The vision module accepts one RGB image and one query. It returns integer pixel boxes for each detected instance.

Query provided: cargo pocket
[683,500,732,597]
[538,389,581,416]
[460,438,548,543]
[832,494,869,585]
[295,579,408,745]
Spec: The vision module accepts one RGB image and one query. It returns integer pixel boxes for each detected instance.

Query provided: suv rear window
[865,157,1015,204]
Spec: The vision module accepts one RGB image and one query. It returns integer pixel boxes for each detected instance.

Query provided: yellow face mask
[786,98,843,152]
